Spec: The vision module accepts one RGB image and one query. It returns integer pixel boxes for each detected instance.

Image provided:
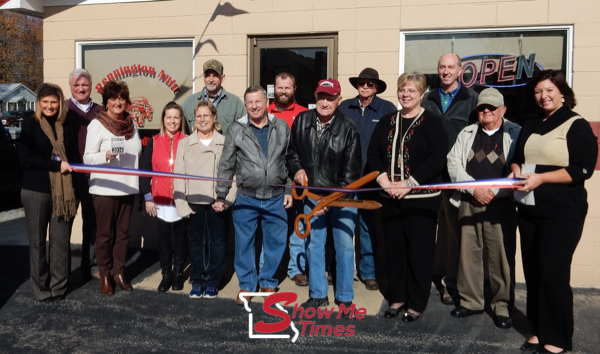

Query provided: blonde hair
[397,72,427,94]
[158,101,188,137]
[34,83,67,124]
[193,100,222,133]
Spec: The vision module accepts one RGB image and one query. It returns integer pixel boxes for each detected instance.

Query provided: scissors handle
[294,214,311,239]
[292,180,308,200]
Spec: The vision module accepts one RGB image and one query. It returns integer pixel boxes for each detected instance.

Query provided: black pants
[188,204,227,287]
[156,217,187,273]
[382,196,440,312]
[519,211,584,351]
[78,177,97,276]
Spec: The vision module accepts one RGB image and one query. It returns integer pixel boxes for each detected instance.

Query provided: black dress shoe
[37,297,53,303]
[401,310,421,322]
[450,305,484,317]
[53,295,66,302]
[533,346,566,354]
[384,304,407,318]
[494,315,512,328]
[520,341,539,351]
[520,339,540,351]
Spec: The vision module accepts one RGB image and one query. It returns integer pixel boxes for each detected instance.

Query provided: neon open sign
[460,53,544,88]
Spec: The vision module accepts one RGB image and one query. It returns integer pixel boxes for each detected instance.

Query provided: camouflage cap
[203,59,223,75]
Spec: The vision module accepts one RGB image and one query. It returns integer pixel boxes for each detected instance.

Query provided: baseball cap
[203,59,223,75]
[314,79,341,96]
[477,87,504,107]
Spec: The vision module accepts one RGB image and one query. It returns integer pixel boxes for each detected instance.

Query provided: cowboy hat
[349,67,387,94]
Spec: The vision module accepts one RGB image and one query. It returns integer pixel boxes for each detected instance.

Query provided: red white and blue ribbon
[71,164,521,193]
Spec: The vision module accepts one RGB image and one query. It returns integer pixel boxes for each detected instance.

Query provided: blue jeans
[259,200,307,278]
[357,208,377,280]
[304,198,356,302]
[287,201,307,278]
[233,194,287,291]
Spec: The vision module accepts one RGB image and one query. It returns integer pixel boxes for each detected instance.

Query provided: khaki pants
[457,198,515,317]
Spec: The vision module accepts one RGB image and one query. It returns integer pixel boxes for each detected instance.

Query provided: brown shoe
[100,276,114,295]
[364,278,379,291]
[113,274,133,291]
[292,274,308,287]
[441,287,454,305]
[236,289,252,305]
[261,287,276,293]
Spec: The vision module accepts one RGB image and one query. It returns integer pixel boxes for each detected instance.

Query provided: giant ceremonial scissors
[292,171,382,239]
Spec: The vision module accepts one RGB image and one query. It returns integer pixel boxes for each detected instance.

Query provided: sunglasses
[357,81,375,88]
[476,105,500,112]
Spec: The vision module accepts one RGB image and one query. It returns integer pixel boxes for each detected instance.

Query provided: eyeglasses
[476,105,500,112]
[357,81,375,88]
[398,88,420,95]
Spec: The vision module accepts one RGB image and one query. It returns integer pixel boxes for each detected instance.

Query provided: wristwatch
[405,179,414,187]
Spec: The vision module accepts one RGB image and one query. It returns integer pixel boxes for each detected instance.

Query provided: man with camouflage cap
[182,59,246,134]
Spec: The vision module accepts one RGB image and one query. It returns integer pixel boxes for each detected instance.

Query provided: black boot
[172,224,188,291]
[172,270,184,291]
[158,270,172,292]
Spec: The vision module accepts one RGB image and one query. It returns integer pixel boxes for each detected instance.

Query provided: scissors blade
[328,199,381,210]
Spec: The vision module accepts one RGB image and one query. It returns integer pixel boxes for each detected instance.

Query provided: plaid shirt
[316,115,335,142]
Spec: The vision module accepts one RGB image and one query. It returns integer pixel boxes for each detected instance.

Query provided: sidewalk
[1,215,599,353]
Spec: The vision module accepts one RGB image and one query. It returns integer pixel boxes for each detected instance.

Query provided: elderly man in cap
[287,79,361,312]
[182,59,246,134]
[339,68,396,291]
[446,88,520,328]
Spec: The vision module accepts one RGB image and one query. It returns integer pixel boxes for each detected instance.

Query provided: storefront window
[400,26,572,123]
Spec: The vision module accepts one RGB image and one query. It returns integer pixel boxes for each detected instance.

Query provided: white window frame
[399,25,574,86]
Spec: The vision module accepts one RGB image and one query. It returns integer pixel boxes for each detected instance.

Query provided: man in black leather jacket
[286,79,361,312]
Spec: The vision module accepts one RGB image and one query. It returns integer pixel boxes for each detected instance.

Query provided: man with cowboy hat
[339,68,397,291]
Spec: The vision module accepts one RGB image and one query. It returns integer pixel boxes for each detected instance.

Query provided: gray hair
[69,68,92,84]
[244,85,267,101]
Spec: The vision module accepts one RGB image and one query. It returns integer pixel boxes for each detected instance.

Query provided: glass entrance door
[251,35,337,108]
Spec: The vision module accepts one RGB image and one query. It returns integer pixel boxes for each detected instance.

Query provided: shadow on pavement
[0,245,29,309]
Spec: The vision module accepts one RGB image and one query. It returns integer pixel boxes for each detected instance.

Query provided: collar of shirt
[70,96,94,113]
[201,87,223,106]
[439,82,461,97]
[316,114,335,128]
[249,119,270,130]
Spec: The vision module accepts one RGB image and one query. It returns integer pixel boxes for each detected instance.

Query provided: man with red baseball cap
[286,79,362,314]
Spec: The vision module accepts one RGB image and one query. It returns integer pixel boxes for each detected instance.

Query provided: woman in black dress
[367,72,447,321]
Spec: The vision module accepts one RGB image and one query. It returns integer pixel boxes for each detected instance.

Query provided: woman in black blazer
[19,83,77,302]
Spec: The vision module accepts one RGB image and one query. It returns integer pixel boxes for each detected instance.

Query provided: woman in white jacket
[83,80,141,296]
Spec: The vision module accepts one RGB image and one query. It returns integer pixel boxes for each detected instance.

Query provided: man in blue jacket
[338,68,397,291]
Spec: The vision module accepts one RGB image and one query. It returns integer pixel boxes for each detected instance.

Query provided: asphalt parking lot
[1,211,599,354]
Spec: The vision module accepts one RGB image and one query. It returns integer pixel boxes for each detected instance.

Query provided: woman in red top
[140,102,188,292]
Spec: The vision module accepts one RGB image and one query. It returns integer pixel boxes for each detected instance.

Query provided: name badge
[111,137,125,154]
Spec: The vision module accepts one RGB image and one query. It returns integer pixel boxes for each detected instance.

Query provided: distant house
[0,84,36,113]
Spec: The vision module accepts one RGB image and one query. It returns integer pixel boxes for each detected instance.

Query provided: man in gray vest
[421,53,478,305]
[181,59,245,134]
